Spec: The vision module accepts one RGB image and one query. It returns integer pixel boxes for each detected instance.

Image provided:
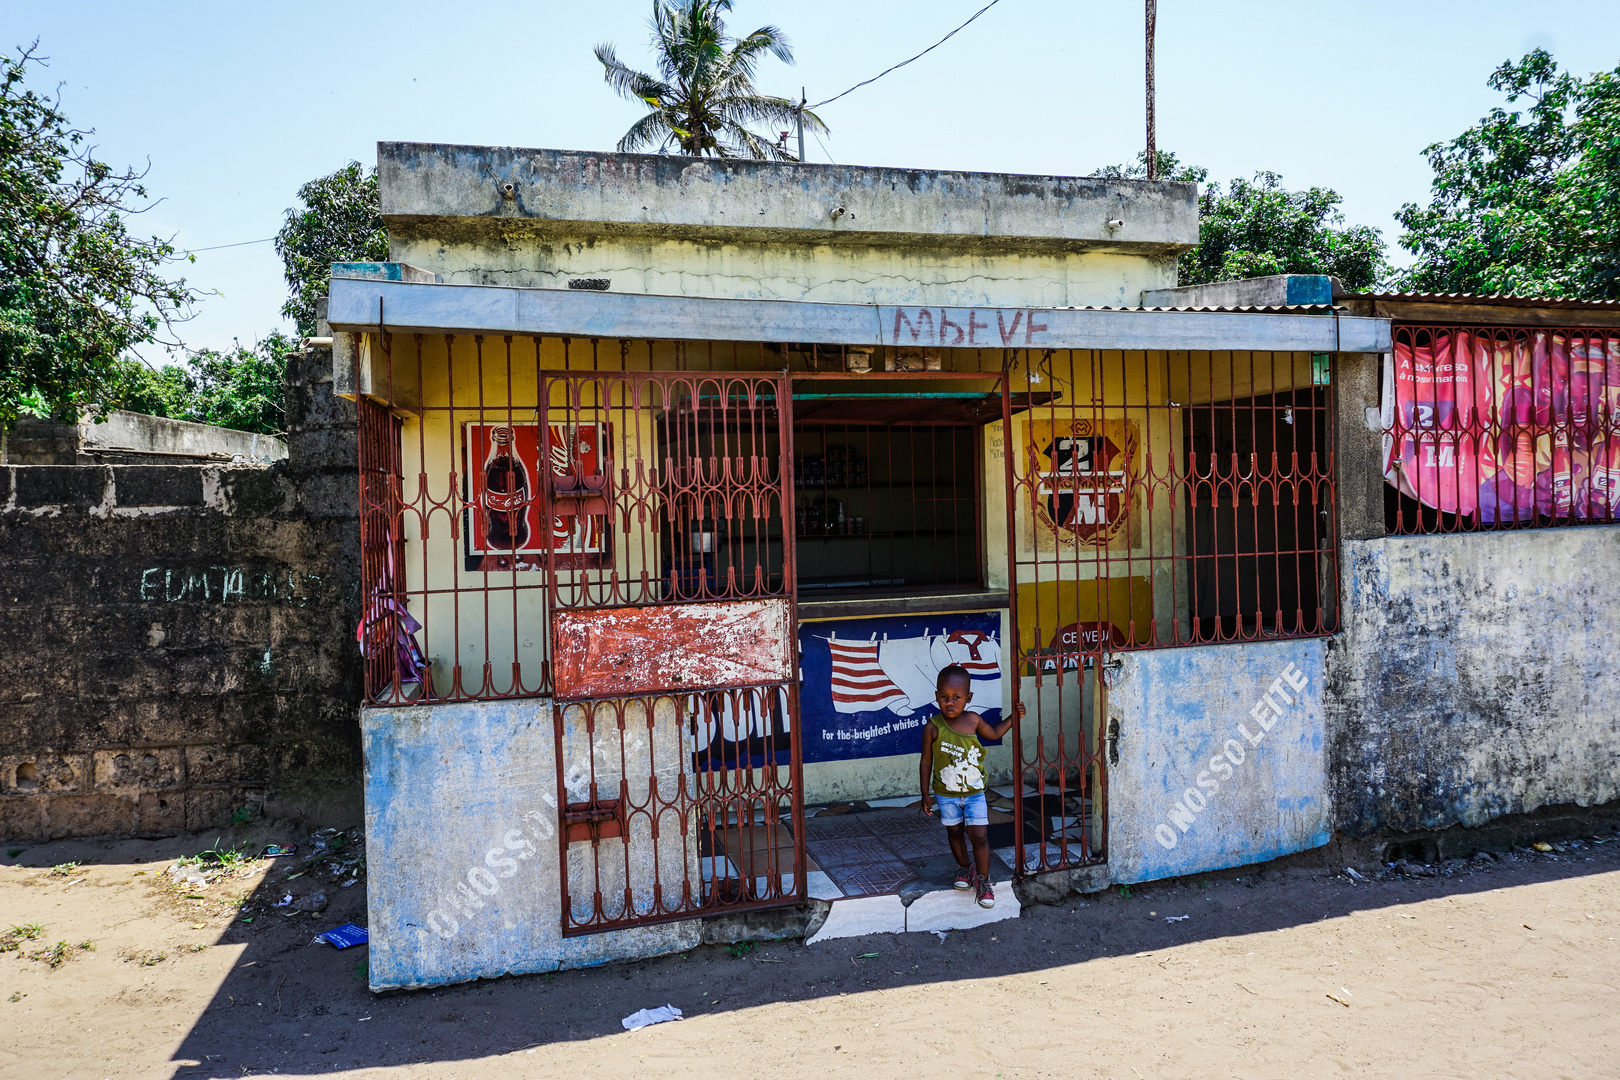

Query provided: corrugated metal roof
[1357,291,1620,310]
[1064,304,1341,315]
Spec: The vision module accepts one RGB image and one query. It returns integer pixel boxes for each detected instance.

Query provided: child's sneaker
[976,877,996,908]
[952,864,976,890]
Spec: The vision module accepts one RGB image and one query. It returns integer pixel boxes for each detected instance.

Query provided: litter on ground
[622,1004,683,1031]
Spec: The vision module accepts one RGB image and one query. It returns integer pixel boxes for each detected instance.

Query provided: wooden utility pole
[1145,0,1157,179]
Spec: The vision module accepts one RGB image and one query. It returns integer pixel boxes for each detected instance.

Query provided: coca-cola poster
[1384,330,1620,521]
[461,421,612,572]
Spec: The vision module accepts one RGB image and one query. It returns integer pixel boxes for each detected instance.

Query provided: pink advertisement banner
[1383,328,1620,522]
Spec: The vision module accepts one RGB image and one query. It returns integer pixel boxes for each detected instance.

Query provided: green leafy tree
[0,43,197,430]
[1095,151,1385,290]
[1189,172,1386,290]
[115,331,294,437]
[1394,49,1620,299]
[274,162,387,337]
[596,0,825,160]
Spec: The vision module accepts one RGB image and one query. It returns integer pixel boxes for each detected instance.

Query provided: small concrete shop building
[334,144,1389,989]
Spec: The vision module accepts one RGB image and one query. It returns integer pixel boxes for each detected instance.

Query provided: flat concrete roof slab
[378,143,1199,255]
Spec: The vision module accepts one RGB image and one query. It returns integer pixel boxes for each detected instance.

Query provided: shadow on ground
[134,825,1620,1077]
[3,820,1614,1077]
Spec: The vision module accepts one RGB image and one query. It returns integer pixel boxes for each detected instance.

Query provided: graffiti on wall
[885,307,1052,348]
[138,565,331,606]
[422,805,554,939]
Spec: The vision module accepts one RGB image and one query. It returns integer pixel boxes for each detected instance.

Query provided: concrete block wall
[1327,526,1620,838]
[0,346,362,841]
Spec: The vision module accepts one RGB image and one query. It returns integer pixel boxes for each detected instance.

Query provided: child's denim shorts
[935,791,989,827]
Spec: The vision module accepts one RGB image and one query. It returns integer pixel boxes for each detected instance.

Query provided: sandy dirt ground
[0,825,1616,1080]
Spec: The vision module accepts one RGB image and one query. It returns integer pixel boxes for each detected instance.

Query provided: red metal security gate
[999,373,1108,878]
[998,348,1339,876]
[542,371,805,935]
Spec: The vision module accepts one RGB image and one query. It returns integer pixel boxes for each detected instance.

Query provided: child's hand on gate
[1015,701,1027,720]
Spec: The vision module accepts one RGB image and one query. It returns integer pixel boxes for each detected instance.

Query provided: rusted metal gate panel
[551,598,793,699]
[543,371,804,935]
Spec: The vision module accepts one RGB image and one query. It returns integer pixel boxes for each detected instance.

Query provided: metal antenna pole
[1145,0,1157,179]
[797,86,806,162]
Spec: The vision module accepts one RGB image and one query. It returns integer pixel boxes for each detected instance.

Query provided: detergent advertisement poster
[798,612,1004,763]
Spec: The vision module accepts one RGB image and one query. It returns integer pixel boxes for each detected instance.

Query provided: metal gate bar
[541,371,806,935]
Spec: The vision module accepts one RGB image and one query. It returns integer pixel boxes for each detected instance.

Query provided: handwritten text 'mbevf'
[886,307,1051,348]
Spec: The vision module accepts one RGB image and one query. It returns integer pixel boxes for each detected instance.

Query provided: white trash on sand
[622,1004,684,1032]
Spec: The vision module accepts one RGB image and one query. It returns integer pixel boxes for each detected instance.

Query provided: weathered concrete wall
[0,347,361,841]
[379,143,1191,310]
[362,699,699,990]
[1331,529,1620,837]
[1107,639,1330,884]
[4,411,286,466]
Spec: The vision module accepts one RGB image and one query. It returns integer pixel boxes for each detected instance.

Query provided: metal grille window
[792,422,981,595]
[1000,347,1337,873]
[1384,325,1620,534]
[353,332,1343,894]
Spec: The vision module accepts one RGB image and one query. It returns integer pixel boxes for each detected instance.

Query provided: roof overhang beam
[328,277,1392,354]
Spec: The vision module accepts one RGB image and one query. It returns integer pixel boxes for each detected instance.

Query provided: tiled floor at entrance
[799,788,1093,899]
[704,787,1094,902]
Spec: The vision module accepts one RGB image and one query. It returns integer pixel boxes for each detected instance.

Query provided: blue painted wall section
[1107,639,1329,884]
[362,700,699,992]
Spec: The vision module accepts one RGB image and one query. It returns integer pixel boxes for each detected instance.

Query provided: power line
[182,237,276,253]
[811,127,833,164]
[810,0,1005,110]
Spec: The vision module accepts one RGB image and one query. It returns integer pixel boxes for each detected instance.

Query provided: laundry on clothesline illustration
[825,629,1002,716]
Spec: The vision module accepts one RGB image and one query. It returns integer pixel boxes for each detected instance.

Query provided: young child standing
[918,664,1025,908]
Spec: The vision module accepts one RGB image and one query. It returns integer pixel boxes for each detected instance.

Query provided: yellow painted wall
[371,335,1315,812]
[388,234,1178,312]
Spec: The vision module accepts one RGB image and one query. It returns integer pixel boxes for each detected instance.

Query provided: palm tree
[595,0,827,161]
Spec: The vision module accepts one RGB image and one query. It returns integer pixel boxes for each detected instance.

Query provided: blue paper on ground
[318,923,368,949]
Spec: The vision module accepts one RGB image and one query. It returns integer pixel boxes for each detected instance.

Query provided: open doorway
[1183,387,1333,639]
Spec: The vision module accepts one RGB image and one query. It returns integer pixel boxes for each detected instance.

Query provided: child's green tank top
[930,715,987,796]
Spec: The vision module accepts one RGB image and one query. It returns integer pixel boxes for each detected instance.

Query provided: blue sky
[5,0,1617,358]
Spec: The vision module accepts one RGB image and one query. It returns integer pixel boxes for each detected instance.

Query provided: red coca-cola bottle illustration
[482,427,531,550]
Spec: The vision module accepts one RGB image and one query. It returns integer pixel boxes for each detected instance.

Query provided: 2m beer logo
[885,307,1051,347]
[1027,417,1140,546]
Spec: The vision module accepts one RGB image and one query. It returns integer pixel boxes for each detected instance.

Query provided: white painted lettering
[1168,801,1197,832]
[1210,755,1234,781]
[467,866,500,896]
[1155,824,1178,849]
[1238,722,1265,747]
[1224,739,1247,766]
[427,910,460,938]
[451,881,486,917]
[1183,787,1207,812]
[1196,770,1219,794]
[485,847,519,879]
